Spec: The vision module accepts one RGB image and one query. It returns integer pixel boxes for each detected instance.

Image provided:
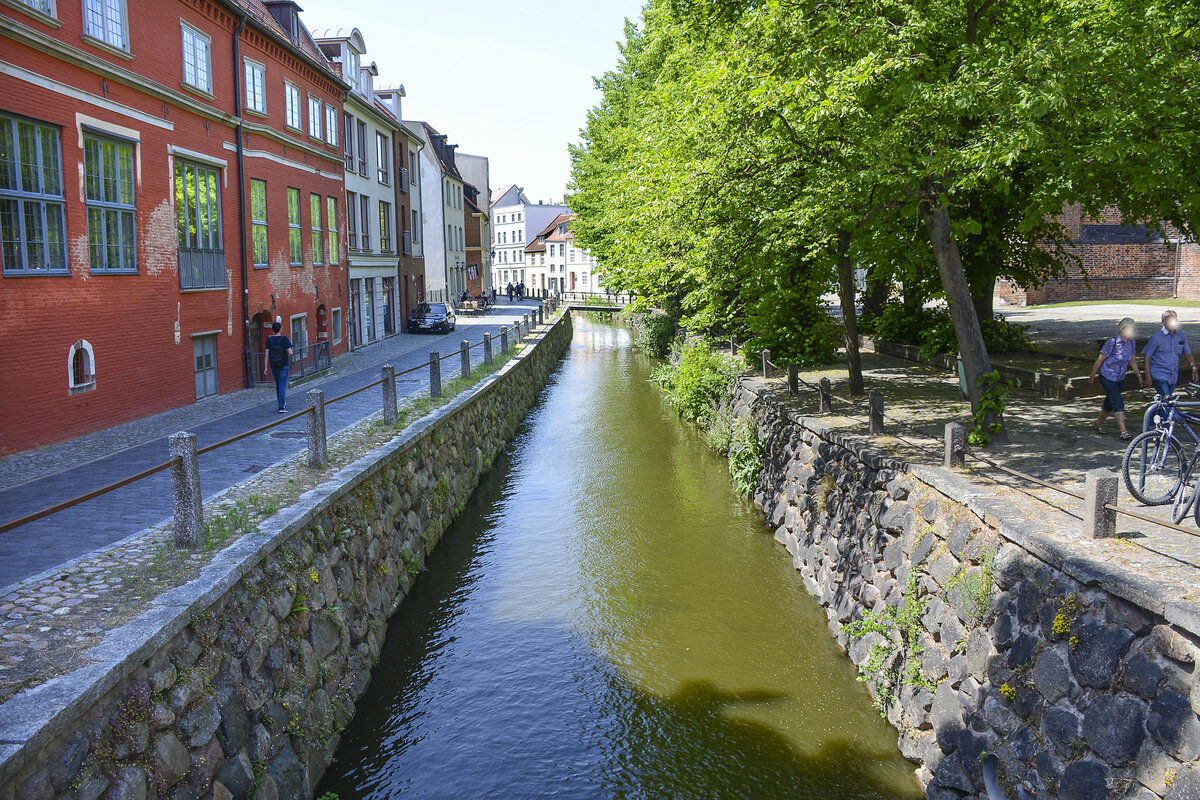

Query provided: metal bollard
[1083,468,1118,539]
[483,333,493,365]
[787,364,798,395]
[819,378,832,413]
[169,431,202,547]
[944,422,966,469]
[460,340,471,379]
[382,365,398,425]
[306,390,327,468]
[500,326,509,354]
[869,391,884,434]
[430,352,442,399]
[762,349,771,379]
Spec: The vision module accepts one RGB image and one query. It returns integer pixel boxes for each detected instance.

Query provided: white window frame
[324,105,337,146]
[180,22,212,94]
[290,313,308,355]
[307,94,322,139]
[331,307,343,345]
[244,58,266,114]
[284,82,301,131]
[67,339,96,394]
[82,0,128,51]
[14,0,58,22]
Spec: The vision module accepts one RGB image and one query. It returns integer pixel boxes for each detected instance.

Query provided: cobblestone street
[0,302,541,591]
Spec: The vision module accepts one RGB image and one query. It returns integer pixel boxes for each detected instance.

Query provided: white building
[315,28,402,346]
[404,122,465,303]
[490,185,568,293]
[528,213,604,294]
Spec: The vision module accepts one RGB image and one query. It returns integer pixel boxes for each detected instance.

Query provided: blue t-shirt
[1099,336,1135,382]
[1142,328,1191,384]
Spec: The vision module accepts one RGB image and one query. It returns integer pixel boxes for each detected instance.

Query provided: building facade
[457,152,491,297]
[0,0,348,455]
[527,213,603,294]
[403,121,463,303]
[315,28,402,347]
[375,89,426,323]
[489,185,568,292]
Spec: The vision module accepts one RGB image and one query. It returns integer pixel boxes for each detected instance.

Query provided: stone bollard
[523,314,530,338]
[460,340,471,380]
[483,333,493,365]
[944,422,966,469]
[169,432,203,548]
[762,349,771,379]
[306,390,327,468]
[382,365,398,425]
[730,336,737,357]
[787,364,799,395]
[500,327,509,355]
[819,378,832,413]
[1083,468,1118,539]
[430,352,442,398]
[869,391,885,434]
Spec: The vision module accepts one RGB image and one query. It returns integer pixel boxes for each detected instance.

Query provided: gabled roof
[534,213,573,243]
[404,121,462,180]
[491,184,527,208]
[227,0,337,80]
[524,240,546,254]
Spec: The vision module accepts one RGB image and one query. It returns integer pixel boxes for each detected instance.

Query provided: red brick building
[995,205,1196,306]
[0,0,348,455]
[464,185,489,298]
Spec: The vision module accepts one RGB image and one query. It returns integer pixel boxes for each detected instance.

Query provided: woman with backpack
[1089,317,1143,440]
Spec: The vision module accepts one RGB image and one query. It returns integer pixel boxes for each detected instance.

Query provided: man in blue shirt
[1142,309,1198,397]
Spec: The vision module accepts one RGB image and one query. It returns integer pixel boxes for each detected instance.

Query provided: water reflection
[317,318,922,799]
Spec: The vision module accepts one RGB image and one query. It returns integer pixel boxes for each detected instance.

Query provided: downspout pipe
[232,13,251,387]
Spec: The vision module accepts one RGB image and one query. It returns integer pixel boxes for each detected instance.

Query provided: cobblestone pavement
[761,347,1200,580]
[0,301,544,590]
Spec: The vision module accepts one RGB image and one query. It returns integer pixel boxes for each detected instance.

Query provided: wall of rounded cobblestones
[734,381,1200,800]
[0,313,572,800]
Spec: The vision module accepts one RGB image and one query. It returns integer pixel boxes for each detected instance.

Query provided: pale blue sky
[301,0,646,205]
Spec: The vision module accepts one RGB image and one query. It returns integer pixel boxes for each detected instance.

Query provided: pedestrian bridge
[559,290,633,314]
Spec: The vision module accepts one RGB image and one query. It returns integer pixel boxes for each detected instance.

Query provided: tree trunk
[918,195,1008,442]
[862,265,889,320]
[971,275,996,325]
[836,230,865,396]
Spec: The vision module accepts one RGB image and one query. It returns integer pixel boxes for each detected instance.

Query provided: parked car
[408,302,456,333]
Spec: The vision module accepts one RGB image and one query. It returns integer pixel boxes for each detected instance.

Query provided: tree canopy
[569,0,1200,417]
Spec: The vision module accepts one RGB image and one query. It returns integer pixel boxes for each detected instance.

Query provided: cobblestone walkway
[0,302,542,590]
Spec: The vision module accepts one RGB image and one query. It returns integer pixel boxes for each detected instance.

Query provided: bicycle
[1121,385,1200,506]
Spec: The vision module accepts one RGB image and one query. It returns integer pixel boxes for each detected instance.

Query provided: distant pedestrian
[506,282,514,302]
[1142,309,1198,398]
[1089,317,1142,440]
[264,322,293,413]
[518,281,525,299]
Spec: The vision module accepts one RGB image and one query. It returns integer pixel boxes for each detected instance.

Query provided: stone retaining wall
[0,312,573,800]
[733,380,1200,800]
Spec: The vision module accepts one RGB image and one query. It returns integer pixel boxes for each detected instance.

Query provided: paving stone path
[0,302,542,591]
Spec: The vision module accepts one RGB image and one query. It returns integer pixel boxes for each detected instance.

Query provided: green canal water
[317,318,923,799]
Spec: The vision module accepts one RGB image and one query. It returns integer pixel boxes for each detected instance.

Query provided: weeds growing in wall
[728,418,763,498]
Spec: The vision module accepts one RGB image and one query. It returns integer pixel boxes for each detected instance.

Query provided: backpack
[267,336,288,367]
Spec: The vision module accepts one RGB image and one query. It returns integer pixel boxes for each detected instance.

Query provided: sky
[300,0,647,206]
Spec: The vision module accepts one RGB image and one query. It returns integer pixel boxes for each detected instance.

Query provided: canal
[317,318,922,799]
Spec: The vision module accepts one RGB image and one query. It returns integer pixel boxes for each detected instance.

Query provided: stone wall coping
[0,313,568,787]
[743,378,1200,643]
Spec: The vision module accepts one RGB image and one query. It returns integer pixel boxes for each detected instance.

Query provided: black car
[408,302,456,333]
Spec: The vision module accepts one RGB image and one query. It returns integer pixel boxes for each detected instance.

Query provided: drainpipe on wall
[232,13,251,387]
[1175,237,1183,299]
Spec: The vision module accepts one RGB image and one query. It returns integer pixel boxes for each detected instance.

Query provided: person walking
[1142,309,1199,397]
[1089,317,1142,440]
[264,322,294,413]
[506,282,514,302]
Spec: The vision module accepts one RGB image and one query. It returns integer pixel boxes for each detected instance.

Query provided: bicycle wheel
[1123,430,1186,505]
[1173,475,1197,524]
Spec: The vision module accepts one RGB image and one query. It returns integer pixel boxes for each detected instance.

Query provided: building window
[307,95,322,139]
[343,113,353,170]
[324,106,337,146]
[310,193,323,265]
[291,314,308,354]
[250,179,267,268]
[359,194,370,251]
[174,160,225,289]
[356,120,367,176]
[411,209,419,242]
[83,0,127,50]
[244,60,266,113]
[344,49,360,93]
[284,83,301,131]
[17,0,56,16]
[286,187,301,265]
[0,116,66,273]
[68,339,96,394]
[379,201,391,252]
[327,196,338,264]
[346,190,357,251]
[181,23,211,94]
[331,306,342,345]
[376,133,390,185]
[84,133,136,273]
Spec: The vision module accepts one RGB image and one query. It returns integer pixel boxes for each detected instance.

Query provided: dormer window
[345,47,360,94]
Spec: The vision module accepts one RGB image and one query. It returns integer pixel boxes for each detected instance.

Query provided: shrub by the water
[651,338,737,423]
[631,312,678,359]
